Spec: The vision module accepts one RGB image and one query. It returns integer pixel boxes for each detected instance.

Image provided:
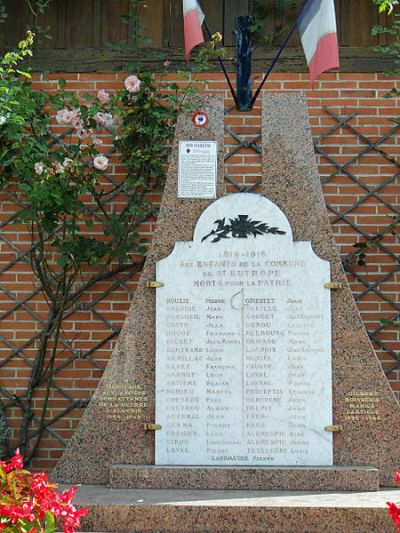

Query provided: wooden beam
[20,46,396,73]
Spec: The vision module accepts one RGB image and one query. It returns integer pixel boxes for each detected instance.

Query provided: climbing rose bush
[0,449,87,533]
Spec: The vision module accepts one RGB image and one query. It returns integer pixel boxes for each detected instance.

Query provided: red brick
[1,71,399,471]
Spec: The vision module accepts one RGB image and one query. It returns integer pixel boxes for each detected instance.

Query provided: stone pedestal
[73,484,398,533]
[110,465,379,491]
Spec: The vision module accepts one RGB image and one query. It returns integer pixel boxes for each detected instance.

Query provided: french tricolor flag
[298,0,339,82]
[183,0,205,61]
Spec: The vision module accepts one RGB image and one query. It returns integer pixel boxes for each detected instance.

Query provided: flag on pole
[298,0,339,82]
[183,0,205,61]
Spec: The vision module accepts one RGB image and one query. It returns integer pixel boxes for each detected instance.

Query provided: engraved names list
[156,194,333,466]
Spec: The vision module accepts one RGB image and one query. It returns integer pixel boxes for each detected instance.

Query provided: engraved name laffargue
[201,215,286,243]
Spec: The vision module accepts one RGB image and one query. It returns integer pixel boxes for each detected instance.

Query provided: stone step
[110,465,380,492]
[70,484,399,533]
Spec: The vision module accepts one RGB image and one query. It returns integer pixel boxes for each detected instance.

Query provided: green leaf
[44,512,56,533]
[18,517,40,532]
[58,78,66,89]
[57,255,69,268]
[381,318,400,329]
[19,183,31,193]
[16,69,31,78]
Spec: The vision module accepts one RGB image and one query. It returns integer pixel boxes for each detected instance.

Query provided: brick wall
[0,71,399,470]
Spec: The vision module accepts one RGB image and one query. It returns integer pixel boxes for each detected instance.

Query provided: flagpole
[250,0,310,107]
[196,1,239,106]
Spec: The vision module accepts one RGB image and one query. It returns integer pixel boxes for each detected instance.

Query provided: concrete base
[71,484,399,533]
[110,465,380,492]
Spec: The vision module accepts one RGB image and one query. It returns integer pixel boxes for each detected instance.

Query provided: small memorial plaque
[178,140,217,199]
[155,194,332,466]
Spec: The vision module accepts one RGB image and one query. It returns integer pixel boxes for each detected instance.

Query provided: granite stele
[156,193,332,467]
[54,93,400,502]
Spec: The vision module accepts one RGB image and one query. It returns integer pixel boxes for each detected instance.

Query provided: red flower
[0,448,24,473]
[396,471,400,485]
[0,461,11,473]
[10,448,24,470]
[0,449,88,533]
[387,502,400,528]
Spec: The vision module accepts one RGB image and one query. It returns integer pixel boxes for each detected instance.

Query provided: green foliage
[373,0,399,13]
[380,318,400,329]
[0,32,38,191]
[0,31,199,462]
[0,0,219,466]
[343,215,399,268]
[371,0,400,96]
[0,37,190,291]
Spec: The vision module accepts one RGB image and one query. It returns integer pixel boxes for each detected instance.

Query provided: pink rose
[71,117,87,138]
[124,75,141,93]
[97,89,110,105]
[56,108,81,127]
[94,112,114,128]
[93,155,109,171]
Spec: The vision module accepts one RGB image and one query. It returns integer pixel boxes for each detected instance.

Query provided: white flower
[63,157,74,169]
[0,115,6,126]
[94,112,114,129]
[55,162,64,173]
[93,155,109,171]
[34,162,45,175]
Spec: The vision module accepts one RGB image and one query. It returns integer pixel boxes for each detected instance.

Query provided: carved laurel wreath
[201,215,286,243]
